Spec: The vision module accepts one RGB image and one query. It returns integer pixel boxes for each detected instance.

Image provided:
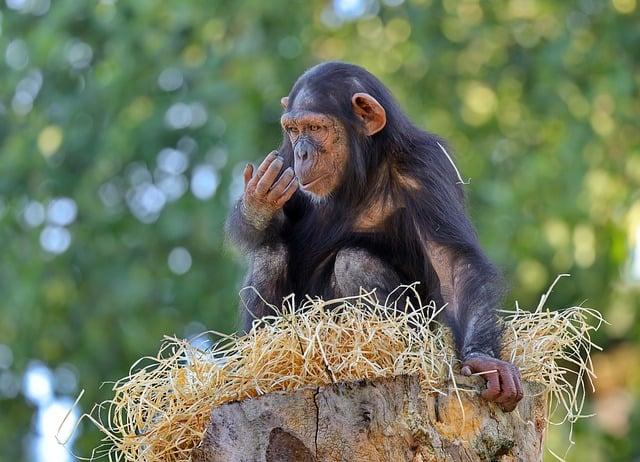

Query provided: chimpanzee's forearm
[442,257,503,360]
[225,198,285,253]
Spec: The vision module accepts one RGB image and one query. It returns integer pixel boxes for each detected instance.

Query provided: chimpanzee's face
[279,89,386,201]
[280,109,348,200]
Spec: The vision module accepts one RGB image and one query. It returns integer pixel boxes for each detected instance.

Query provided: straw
[75,279,604,462]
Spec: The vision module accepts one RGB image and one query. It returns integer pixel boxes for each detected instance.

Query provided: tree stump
[192,375,547,462]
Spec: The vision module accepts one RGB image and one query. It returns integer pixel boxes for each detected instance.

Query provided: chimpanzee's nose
[295,139,313,162]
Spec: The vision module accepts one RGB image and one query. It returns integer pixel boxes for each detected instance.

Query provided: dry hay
[70,276,604,461]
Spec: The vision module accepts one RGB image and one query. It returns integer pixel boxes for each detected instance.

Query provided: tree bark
[192,375,547,462]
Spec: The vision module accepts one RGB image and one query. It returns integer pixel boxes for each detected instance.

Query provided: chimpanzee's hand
[461,352,523,412]
[241,151,298,229]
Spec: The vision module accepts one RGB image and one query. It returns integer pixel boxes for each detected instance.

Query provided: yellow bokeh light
[202,19,225,43]
[591,110,616,137]
[441,17,470,43]
[584,167,627,223]
[516,259,548,292]
[625,154,640,183]
[466,82,497,114]
[461,81,497,126]
[385,18,412,44]
[126,96,154,122]
[457,0,483,25]
[544,219,571,249]
[612,0,636,14]
[558,81,590,119]
[37,125,63,158]
[625,201,640,242]
[606,293,635,338]
[590,93,616,137]
[574,224,596,268]
[507,0,539,19]
[357,17,384,41]
[182,44,205,68]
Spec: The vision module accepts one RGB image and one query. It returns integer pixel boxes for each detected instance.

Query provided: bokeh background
[0,0,638,460]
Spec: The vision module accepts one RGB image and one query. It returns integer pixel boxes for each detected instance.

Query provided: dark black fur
[227,62,503,361]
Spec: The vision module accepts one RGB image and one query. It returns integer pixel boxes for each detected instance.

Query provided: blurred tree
[0,0,638,460]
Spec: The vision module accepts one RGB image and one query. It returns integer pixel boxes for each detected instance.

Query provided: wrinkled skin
[280,113,349,199]
[461,353,523,412]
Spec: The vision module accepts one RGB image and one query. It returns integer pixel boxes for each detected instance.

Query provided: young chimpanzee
[226,62,523,411]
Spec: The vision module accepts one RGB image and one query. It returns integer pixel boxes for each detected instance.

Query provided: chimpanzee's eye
[309,125,321,132]
[287,126,299,135]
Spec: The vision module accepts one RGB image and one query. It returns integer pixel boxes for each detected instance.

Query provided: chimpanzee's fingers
[246,152,276,191]
[480,371,501,402]
[495,365,517,410]
[243,163,254,187]
[266,167,295,202]
[250,151,278,183]
[256,157,284,195]
[504,364,524,411]
[274,177,299,207]
[514,366,524,402]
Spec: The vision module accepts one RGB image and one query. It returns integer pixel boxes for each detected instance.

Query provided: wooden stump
[192,375,547,462]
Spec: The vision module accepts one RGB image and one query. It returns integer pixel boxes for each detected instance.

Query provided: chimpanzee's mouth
[300,175,326,189]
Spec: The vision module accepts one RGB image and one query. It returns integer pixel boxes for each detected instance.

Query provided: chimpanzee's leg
[331,248,403,305]
[240,243,292,332]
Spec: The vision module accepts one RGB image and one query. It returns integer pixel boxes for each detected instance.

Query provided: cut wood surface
[192,374,547,462]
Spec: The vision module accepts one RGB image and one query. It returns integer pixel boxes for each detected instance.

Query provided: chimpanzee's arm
[408,139,523,411]
[424,240,523,412]
[225,198,285,252]
[225,151,299,331]
[425,243,502,358]
[408,173,504,361]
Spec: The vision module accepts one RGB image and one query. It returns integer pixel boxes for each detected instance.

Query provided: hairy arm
[424,242,502,359]
[422,235,523,412]
[226,151,299,331]
[409,141,522,411]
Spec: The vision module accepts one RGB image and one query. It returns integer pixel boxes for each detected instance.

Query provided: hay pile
[79,277,603,462]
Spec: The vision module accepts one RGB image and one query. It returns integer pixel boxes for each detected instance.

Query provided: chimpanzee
[226,62,523,411]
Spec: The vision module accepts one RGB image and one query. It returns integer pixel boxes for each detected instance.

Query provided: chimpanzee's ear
[280,97,289,110]
[351,93,386,136]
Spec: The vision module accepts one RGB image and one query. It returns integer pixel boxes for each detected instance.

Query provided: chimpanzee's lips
[300,175,326,189]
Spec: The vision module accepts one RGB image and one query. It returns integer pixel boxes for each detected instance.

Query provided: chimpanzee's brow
[280,111,332,123]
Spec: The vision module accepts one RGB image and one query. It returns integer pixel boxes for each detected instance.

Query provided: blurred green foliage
[0,0,639,460]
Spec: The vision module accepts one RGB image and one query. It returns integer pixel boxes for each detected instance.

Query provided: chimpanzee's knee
[332,248,401,300]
